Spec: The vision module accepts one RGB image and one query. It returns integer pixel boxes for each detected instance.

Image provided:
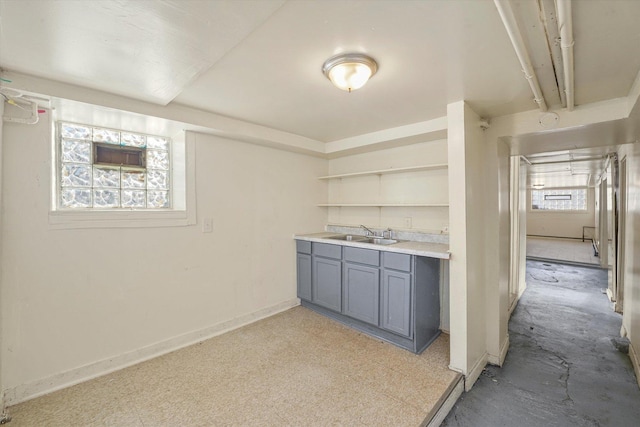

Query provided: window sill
[529,209,589,214]
[49,132,196,230]
[48,209,196,229]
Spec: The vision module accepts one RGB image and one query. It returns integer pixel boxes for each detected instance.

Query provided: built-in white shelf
[318,164,448,180]
[318,203,449,207]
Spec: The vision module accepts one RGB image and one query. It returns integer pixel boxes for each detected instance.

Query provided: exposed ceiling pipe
[538,0,567,107]
[556,0,575,111]
[494,0,548,112]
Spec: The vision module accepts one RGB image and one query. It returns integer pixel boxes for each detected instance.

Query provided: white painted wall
[517,161,528,301]
[619,140,640,386]
[326,139,449,233]
[0,114,327,403]
[447,101,488,390]
[484,138,511,367]
[0,100,4,412]
[508,157,528,310]
[488,78,640,389]
[526,187,596,239]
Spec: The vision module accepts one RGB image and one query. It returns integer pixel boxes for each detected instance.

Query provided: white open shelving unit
[317,203,449,207]
[318,164,449,208]
[317,164,448,180]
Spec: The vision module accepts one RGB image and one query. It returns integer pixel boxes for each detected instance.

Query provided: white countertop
[295,232,451,260]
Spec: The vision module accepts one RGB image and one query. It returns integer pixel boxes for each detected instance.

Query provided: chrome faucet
[360,224,376,236]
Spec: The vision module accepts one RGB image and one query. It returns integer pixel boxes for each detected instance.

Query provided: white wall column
[0,99,5,413]
[447,101,488,390]
[485,138,511,366]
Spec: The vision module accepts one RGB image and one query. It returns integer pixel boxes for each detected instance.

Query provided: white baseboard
[630,342,640,389]
[487,335,510,366]
[425,376,464,427]
[5,298,300,406]
[464,352,488,391]
[508,283,527,315]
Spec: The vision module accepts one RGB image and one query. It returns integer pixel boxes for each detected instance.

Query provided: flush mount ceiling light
[322,53,378,92]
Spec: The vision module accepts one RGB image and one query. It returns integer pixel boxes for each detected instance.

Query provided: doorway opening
[522,148,609,268]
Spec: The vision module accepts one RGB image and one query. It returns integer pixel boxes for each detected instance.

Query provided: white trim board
[509,282,527,315]
[630,342,640,389]
[4,298,300,405]
[487,335,510,367]
[465,352,488,391]
[424,375,464,427]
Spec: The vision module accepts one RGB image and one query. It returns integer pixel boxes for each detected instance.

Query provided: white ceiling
[525,146,614,188]
[0,0,285,105]
[1,0,640,190]
[2,0,640,144]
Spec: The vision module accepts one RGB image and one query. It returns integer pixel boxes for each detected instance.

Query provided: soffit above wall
[2,0,640,144]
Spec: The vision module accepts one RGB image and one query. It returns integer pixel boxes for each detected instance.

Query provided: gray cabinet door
[343,263,380,325]
[312,257,342,312]
[297,253,312,301]
[381,269,412,337]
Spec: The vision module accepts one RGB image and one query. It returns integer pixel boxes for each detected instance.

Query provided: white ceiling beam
[1,70,326,157]
[2,70,453,159]
[529,156,605,166]
[324,117,448,158]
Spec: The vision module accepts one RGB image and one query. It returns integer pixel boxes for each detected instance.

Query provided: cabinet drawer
[344,246,379,266]
[296,240,312,254]
[383,252,412,272]
[313,242,342,259]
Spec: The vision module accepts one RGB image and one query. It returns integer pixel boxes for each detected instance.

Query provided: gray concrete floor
[442,260,640,427]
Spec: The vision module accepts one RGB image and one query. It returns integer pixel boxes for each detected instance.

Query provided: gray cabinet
[296,241,312,301]
[311,242,343,312]
[381,269,412,337]
[381,252,413,337]
[343,263,379,325]
[312,256,342,312]
[342,246,380,325]
[297,253,312,301]
[295,239,441,354]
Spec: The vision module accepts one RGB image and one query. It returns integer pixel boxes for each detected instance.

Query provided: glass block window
[531,188,587,211]
[57,122,170,209]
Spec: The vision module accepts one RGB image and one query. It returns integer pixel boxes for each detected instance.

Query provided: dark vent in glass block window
[95,144,145,168]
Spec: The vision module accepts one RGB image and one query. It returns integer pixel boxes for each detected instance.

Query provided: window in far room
[531,188,587,211]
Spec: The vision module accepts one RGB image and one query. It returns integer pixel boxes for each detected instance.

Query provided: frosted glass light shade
[323,53,378,92]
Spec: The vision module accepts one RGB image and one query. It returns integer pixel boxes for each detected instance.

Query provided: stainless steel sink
[327,234,398,245]
[362,238,398,245]
[327,234,368,242]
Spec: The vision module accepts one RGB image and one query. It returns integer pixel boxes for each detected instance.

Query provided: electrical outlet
[403,217,412,228]
[203,217,213,233]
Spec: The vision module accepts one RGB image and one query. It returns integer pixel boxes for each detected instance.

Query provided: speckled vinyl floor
[7,306,459,426]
